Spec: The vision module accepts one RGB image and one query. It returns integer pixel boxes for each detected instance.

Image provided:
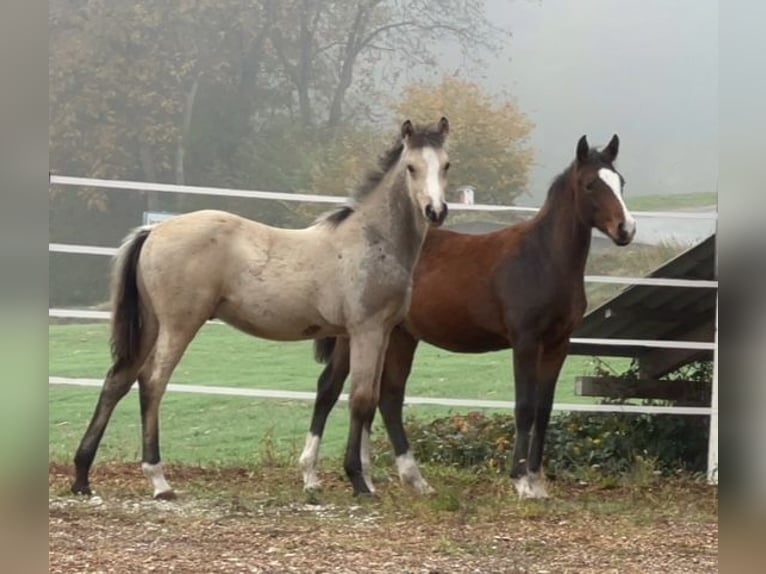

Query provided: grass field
[49,322,628,465]
[625,192,717,211]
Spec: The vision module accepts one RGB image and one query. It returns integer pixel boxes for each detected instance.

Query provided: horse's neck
[532,174,592,278]
[359,168,427,268]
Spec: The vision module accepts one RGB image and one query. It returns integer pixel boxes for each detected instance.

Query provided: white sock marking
[598,167,636,235]
[142,462,173,498]
[299,433,322,491]
[396,451,433,495]
[360,427,375,493]
[513,472,549,500]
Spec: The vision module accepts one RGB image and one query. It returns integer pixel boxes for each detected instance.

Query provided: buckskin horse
[71,117,451,499]
[302,134,635,498]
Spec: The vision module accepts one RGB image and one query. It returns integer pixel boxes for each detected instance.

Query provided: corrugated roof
[570,234,717,362]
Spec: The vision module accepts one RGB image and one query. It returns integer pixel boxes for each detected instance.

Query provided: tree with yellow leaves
[313,77,534,206]
[393,77,534,205]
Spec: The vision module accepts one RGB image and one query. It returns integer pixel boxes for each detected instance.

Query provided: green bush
[383,408,709,480]
[375,361,712,480]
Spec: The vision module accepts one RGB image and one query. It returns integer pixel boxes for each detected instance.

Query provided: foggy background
[49,0,719,306]
[482,0,718,205]
[447,0,719,241]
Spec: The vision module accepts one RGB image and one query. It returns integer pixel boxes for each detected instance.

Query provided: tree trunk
[139,143,164,213]
[175,75,200,186]
[327,2,369,130]
[297,0,315,128]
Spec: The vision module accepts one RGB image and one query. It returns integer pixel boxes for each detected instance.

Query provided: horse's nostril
[425,204,436,220]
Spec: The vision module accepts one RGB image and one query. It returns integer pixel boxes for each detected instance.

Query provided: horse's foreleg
[510,338,541,499]
[525,340,568,499]
[72,363,140,495]
[137,327,196,500]
[345,328,389,496]
[378,329,431,494]
[300,339,351,491]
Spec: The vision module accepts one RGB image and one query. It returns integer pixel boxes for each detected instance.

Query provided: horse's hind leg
[345,327,389,496]
[72,363,141,495]
[378,328,432,494]
[300,339,351,491]
[525,340,568,499]
[137,324,200,499]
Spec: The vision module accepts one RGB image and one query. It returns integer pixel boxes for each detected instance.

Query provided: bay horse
[71,117,451,499]
[301,134,635,499]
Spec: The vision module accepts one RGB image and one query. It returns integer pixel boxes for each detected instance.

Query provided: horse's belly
[410,320,509,353]
[214,300,343,342]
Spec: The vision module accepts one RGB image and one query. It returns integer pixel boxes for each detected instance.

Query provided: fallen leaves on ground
[49,462,718,574]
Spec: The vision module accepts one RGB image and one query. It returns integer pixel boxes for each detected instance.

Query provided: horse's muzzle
[614,221,636,246]
[425,203,448,227]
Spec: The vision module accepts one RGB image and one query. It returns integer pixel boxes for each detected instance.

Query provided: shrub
[374,361,712,481]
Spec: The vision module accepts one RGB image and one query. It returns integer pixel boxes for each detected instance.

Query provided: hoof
[153,489,177,501]
[418,483,436,496]
[71,483,92,496]
[304,489,322,506]
[513,474,549,500]
[403,477,435,496]
[303,478,322,493]
[352,490,378,501]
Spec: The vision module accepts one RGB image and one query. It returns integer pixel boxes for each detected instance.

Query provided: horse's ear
[603,134,620,162]
[438,116,450,136]
[576,135,589,163]
[401,119,414,141]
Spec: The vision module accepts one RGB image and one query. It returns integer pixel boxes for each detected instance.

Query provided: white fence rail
[48,308,715,351]
[49,377,714,416]
[49,242,719,289]
[49,175,719,220]
[49,175,719,481]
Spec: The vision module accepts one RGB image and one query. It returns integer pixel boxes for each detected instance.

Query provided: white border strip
[48,243,718,289]
[49,377,713,416]
[48,309,715,350]
[49,175,718,220]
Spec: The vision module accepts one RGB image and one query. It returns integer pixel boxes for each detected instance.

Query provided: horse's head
[573,134,636,246]
[400,117,450,227]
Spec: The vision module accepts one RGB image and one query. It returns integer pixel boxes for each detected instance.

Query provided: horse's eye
[407,165,416,175]
[444,162,451,172]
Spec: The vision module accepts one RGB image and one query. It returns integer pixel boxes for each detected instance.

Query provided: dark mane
[544,163,575,203]
[544,147,604,203]
[319,122,447,227]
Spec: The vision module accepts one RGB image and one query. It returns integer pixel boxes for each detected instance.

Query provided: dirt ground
[49,462,718,573]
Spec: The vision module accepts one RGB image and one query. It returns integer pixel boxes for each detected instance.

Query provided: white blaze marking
[299,433,322,491]
[142,462,173,498]
[360,426,375,493]
[421,147,445,209]
[598,168,636,235]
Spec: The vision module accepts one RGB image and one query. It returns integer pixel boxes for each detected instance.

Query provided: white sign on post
[142,211,178,226]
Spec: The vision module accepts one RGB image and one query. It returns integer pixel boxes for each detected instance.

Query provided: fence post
[707,294,718,484]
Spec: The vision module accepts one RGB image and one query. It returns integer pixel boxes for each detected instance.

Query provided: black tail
[109,227,151,371]
[313,337,337,364]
